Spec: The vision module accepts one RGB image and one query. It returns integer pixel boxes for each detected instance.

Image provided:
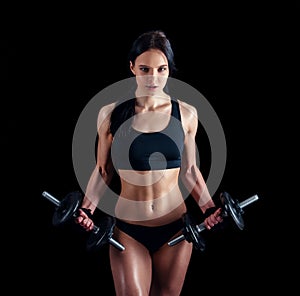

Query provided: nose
[146,69,159,83]
[147,68,160,76]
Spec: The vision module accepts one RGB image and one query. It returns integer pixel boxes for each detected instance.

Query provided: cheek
[157,76,168,86]
[135,76,145,85]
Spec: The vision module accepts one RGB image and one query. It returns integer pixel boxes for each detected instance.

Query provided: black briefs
[115,218,184,254]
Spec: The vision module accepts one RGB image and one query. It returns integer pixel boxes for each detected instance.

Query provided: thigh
[109,227,152,296]
[151,239,193,296]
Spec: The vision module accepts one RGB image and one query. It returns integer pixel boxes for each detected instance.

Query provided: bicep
[95,104,115,172]
[181,106,199,171]
[181,132,197,171]
[96,132,113,170]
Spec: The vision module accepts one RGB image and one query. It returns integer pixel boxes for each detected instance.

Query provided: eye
[158,67,168,72]
[139,67,149,73]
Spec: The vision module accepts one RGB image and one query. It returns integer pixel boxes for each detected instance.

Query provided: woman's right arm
[75,103,116,230]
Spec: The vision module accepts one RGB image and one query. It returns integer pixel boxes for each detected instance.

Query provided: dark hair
[128,30,177,76]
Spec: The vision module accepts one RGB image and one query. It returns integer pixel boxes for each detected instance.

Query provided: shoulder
[99,102,117,117]
[97,102,118,130]
[176,99,198,135]
[177,99,198,122]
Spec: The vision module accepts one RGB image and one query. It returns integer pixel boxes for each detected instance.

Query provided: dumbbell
[168,191,259,250]
[42,191,125,251]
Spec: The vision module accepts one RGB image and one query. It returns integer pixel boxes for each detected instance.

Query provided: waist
[115,184,186,224]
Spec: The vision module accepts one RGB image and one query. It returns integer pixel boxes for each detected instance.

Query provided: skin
[76,49,222,295]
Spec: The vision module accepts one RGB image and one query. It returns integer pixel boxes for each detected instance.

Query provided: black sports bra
[111,99,185,171]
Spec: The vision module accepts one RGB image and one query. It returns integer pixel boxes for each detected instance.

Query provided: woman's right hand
[75,208,94,231]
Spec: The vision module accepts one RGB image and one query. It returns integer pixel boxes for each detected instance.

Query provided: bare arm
[76,103,116,230]
[179,100,222,229]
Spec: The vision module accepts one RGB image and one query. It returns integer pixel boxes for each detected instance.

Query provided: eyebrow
[138,64,168,68]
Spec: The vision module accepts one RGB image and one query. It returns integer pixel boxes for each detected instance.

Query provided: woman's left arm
[179,100,222,229]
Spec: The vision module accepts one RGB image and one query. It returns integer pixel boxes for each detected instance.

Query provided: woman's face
[130,49,169,96]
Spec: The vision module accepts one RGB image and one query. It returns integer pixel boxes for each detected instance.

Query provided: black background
[3,3,297,295]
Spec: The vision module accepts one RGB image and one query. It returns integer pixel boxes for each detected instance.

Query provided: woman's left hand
[204,207,223,230]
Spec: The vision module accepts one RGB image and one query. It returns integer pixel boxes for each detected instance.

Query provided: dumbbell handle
[42,191,61,207]
[42,191,125,251]
[42,191,98,230]
[168,194,259,247]
[239,194,259,208]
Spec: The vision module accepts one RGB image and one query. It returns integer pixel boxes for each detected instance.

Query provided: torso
[112,97,188,226]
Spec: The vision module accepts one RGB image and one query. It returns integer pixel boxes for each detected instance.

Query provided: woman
[75,30,223,295]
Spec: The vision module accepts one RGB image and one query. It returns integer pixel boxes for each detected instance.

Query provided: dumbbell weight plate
[220,191,244,230]
[182,213,206,251]
[86,216,116,251]
[52,191,82,226]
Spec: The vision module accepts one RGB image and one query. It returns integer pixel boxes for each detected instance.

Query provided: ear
[129,61,136,75]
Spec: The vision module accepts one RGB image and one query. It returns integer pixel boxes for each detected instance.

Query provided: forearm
[180,165,216,213]
[81,164,114,213]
